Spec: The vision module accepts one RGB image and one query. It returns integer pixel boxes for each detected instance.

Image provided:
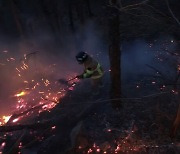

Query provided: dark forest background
[0,0,179,43]
[0,0,180,153]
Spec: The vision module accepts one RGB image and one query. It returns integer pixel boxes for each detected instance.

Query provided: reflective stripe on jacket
[83,63,104,79]
[82,56,104,79]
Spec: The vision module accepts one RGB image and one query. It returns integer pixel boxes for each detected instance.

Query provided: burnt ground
[1,75,180,154]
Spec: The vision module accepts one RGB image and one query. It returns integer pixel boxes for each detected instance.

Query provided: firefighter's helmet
[76,51,88,64]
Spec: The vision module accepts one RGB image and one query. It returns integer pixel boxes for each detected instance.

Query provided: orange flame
[0,115,12,125]
[15,91,27,97]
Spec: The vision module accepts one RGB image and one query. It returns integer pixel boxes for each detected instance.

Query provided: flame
[15,91,28,97]
[2,115,11,124]
[0,52,79,130]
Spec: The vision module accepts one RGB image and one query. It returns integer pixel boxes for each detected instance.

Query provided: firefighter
[76,51,104,95]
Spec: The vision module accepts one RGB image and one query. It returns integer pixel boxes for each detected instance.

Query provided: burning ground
[0,38,179,154]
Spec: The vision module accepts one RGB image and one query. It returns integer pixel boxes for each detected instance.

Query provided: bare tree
[108,0,121,109]
[8,0,24,39]
[164,0,180,138]
[69,2,75,32]
[86,0,94,17]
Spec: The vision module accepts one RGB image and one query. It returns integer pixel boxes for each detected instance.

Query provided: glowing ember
[10,57,15,61]
[39,91,45,94]
[1,143,5,147]
[115,145,121,152]
[0,52,79,143]
[12,118,19,123]
[52,126,56,129]
[68,87,74,91]
[42,102,57,111]
[88,148,93,153]
[18,142,22,149]
[0,142,6,151]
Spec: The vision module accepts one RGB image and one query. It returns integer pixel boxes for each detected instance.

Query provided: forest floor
[1,76,180,154]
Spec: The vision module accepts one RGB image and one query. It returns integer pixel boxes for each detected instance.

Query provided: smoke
[122,37,178,83]
[0,16,178,116]
[0,20,109,116]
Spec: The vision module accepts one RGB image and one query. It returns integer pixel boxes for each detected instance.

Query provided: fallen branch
[7,129,26,154]
[6,104,46,124]
[7,99,59,124]
[0,122,52,132]
[22,127,50,149]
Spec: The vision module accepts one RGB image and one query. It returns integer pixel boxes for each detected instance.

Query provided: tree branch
[120,0,149,10]
[109,0,149,10]
[165,0,180,26]
[146,64,166,79]
[108,0,162,22]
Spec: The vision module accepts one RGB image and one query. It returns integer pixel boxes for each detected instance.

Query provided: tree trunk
[170,103,180,138]
[108,0,121,109]
[171,41,180,138]
[40,0,61,42]
[86,0,94,18]
[76,0,85,24]
[8,0,24,39]
[69,3,75,32]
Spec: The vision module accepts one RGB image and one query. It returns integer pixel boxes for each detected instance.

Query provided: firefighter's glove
[76,74,84,79]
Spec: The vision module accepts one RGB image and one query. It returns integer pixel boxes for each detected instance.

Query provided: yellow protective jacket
[82,56,104,79]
